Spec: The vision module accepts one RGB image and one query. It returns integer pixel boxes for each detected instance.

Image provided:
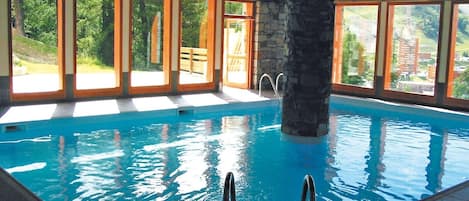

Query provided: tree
[137,0,149,67]
[341,30,366,85]
[97,0,115,66]
[458,16,469,35]
[22,0,57,45]
[13,0,25,36]
[412,5,440,41]
[132,0,164,70]
[181,0,207,48]
[453,69,469,100]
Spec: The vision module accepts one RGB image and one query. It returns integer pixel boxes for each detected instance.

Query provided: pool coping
[331,94,469,123]
[0,89,281,134]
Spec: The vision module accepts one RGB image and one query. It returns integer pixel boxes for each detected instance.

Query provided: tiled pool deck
[0,88,468,201]
[0,87,279,126]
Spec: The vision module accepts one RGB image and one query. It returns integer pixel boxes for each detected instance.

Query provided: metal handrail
[300,174,316,201]
[223,172,236,201]
[275,73,285,94]
[258,73,279,97]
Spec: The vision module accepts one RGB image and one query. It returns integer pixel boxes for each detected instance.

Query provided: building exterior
[0,0,468,112]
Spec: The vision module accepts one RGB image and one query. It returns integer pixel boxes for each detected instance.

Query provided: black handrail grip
[223,172,236,201]
[300,174,316,201]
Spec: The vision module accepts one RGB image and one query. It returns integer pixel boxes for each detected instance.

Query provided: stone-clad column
[281,0,334,137]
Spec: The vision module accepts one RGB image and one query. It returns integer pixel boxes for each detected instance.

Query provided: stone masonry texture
[281,0,334,137]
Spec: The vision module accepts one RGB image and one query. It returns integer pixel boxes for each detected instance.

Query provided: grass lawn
[13,32,114,74]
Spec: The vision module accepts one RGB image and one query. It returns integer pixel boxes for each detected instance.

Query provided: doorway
[222,1,254,89]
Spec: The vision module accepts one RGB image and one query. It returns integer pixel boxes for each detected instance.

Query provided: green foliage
[390,72,400,88]
[132,0,164,71]
[181,0,207,48]
[412,5,440,41]
[13,34,57,64]
[225,2,243,15]
[13,0,57,45]
[458,16,469,35]
[463,51,469,57]
[453,69,469,100]
[341,31,366,86]
[76,0,115,66]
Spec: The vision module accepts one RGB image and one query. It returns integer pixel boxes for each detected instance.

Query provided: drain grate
[2,124,26,133]
[178,108,194,116]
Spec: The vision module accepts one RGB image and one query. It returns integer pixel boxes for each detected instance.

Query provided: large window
[130,0,171,92]
[333,5,378,89]
[179,0,215,86]
[10,0,64,95]
[448,3,469,101]
[385,4,441,96]
[75,0,121,91]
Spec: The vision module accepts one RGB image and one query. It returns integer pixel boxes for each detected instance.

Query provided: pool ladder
[301,174,316,201]
[258,73,285,97]
[223,172,236,201]
[222,172,316,201]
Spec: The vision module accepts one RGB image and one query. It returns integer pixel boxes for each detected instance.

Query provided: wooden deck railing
[180,47,208,74]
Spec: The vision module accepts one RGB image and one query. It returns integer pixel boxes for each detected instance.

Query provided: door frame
[221,0,255,89]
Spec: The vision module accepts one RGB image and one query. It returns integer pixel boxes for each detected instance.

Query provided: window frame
[128,0,172,95]
[444,1,469,109]
[382,1,444,104]
[332,2,381,97]
[177,0,217,92]
[8,0,66,101]
[73,0,123,98]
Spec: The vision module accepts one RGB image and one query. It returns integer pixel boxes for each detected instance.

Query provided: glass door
[223,1,254,89]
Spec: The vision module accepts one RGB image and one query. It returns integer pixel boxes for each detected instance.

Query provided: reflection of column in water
[217,116,250,184]
[160,123,169,192]
[321,114,339,200]
[174,120,209,195]
[425,127,447,193]
[58,136,67,198]
[58,134,79,200]
[365,116,386,190]
[113,130,122,188]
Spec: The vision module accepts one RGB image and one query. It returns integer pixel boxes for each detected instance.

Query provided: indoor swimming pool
[0,98,468,201]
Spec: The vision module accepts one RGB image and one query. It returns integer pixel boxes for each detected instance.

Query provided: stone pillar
[254,0,287,89]
[281,0,334,137]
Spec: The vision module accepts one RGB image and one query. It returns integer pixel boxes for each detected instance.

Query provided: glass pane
[76,0,116,90]
[224,2,250,16]
[11,0,60,93]
[449,4,469,100]
[131,0,168,87]
[223,19,249,85]
[179,0,210,85]
[386,5,440,95]
[333,5,378,88]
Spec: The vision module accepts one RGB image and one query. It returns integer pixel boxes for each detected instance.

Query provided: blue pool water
[0,102,469,201]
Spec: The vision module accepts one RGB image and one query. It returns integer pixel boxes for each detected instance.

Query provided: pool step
[0,167,42,201]
[421,180,469,201]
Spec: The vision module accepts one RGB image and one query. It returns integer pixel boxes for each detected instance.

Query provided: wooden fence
[180,47,208,74]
